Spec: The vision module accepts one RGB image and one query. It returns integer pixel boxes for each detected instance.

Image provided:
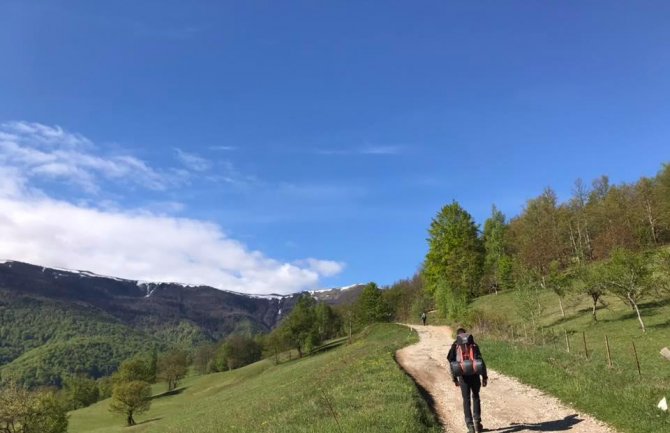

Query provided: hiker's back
[449,333,484,377]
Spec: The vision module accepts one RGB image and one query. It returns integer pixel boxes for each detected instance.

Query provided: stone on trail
[658,397,668,412]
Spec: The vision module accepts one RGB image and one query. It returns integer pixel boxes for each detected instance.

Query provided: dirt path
[396,325,618,433]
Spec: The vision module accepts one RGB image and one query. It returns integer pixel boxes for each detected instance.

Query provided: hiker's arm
[446,343,456,362]
[447,343,458,383]
[475,345,488,380]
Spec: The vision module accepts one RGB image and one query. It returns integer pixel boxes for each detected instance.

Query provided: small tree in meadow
[573,262,608,322]
[542,260,570,318]
[109,381,151,426]
[604,248,654,332]
[157,350,189,391]
[514,267,544,328]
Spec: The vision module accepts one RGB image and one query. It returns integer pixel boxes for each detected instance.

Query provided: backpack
[450,333,484,377]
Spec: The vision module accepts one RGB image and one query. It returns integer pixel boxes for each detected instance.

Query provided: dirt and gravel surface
[396,324,618,433]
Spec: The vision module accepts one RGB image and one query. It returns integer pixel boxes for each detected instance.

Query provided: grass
[68,324,441,433]
[468,289,670,433]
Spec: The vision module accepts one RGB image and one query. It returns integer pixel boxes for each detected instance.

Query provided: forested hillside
[0,261,300,387]
[420,163,670,321]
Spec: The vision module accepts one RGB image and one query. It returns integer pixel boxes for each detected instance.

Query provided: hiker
[447,328,488,433]
[421,311,427,326]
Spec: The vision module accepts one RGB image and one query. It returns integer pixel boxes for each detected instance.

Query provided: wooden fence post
[582,332,589,359]
[632,341,641,377]
[604,336,612,367]
[605,336,613,368]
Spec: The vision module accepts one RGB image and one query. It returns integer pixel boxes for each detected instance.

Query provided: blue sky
[1,1,669,293]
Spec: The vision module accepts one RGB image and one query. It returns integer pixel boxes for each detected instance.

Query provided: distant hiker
[421,311,427,326]
[448,328,488,433]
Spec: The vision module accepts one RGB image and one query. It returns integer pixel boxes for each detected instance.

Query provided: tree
[262,329,289,365]
[573,263,607,322]
[483,205,511,294]
[355,283,389,325]
[157,350,189,391]
[109,381,151,426]
[215,335,262,371]
[115,356,154,384]
[514,267,544,328]
[280,294,317,358]
[510,188,568,272]
[657,164,670,242]
[0,383,68,433]
[588,181,638,257]
[424,201,484,318]
[96,376,114,400]
[62,375,99,410]
[382,273,427,322]
[603,248,654,332]
[193,344,217,374]
[147,347,158,383]
[567,178,594,262]
[542,260,570,318]
[314,302,341,342]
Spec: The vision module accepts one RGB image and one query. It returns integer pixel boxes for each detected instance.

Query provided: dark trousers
[458,375,481,427]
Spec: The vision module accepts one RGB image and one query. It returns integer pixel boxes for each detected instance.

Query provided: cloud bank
[0,122,344,294]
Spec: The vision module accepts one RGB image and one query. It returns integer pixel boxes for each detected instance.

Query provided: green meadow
[68,324,440,433]
[467,289,670,433]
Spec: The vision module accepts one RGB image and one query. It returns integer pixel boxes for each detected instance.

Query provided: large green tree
[280,295,317,358]
[355,282,389,325]
[424,201,484,318]
[482,205,513,294]
[214,335,262,371]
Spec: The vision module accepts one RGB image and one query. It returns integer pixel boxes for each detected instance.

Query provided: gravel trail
[396,325,618,433]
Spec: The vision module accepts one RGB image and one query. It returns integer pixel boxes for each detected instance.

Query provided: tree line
[422,163,670,331]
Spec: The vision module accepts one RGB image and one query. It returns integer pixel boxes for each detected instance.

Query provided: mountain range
[0,260,363,387]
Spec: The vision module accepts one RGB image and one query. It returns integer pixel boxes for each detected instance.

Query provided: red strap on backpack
[457,344,478,374]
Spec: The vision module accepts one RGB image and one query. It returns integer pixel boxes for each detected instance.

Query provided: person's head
[456,327,466,335]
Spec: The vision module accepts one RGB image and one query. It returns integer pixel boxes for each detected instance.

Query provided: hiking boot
[466,424,475,433]
[475,422,484,432]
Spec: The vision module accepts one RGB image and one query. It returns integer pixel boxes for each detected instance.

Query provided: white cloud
[0,122,345,294]
[175,148,212,172]
[0,189,343,294]
[314,145,403,156]
[0,121,168,192]
[360,145,403,155]
[209,145,237,151]
[297,258,345,277]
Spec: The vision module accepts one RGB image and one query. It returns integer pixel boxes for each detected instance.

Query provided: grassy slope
[469,289,670,433]
[68,324,441,433]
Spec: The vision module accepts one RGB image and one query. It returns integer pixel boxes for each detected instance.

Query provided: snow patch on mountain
[309,283,364,295]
